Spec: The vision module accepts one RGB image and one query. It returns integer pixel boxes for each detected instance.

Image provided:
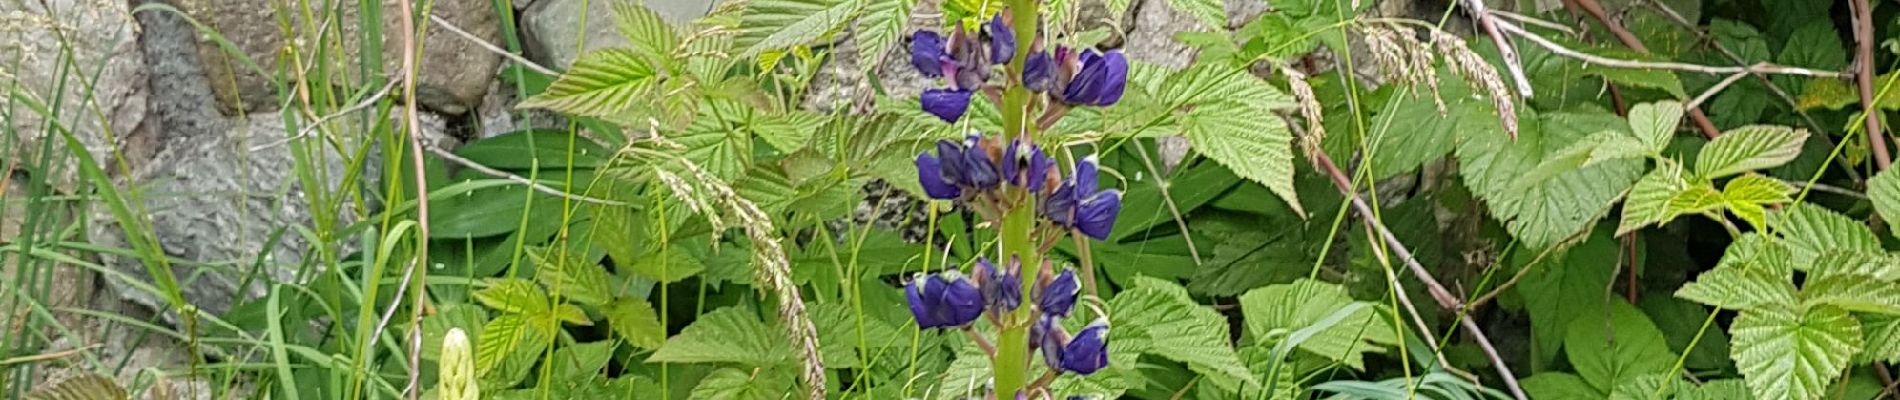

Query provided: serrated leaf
[1459,110,1645,248]
[553,303,593,326]
[1239,279,1397,370]
[535,257,614,306]
[550,341,616,382]
[1628,101,1683,153]
[612,2,680,59]
[1365,91,1461,180]
[1183,100,1302,215]
[1664,183,1725,218]
[1800,274,1900,315]
[854,0,914,77]
[475,279,549,315]
[1809,251,1900,281]
[1588,62,1687,97]
[1722,174,1794,229]
[605,298,667,350]
[1857,315,1900,364]
[477,314,553,384]
[691,367,794,400]
[422,304,489,361]
[519,49,661,118]
[1731,304,1862,400]
[1868,169,1900,238]
[1110,276,1258,391]
[1695,125,1808,179]
[1677,236,1796,311]
[25,374,126,400]
[1606,373,1681,400]
[753,111,824,154]
[734,0,861,57]
[625,246,709,283]
[1771,203,1882,268]
[649,306,794,366]
[1565,302,1675,392]
[1618,164,1690,235]
[1519,231,1618,367]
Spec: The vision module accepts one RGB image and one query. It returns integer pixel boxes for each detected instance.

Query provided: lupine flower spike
[906,272,985,329]
[976,257,1023,314]
[909,15,1017,123]
[1058,320,1111,375]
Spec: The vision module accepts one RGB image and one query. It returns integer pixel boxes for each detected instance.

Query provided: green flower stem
[996,0,1041,397]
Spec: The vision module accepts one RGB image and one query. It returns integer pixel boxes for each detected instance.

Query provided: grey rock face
[178,0,502,114]
[520,0,723,69]
[1123,0,1204,68]
[1,0,148,192]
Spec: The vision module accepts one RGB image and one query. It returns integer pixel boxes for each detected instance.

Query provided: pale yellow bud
[438,328,479,400]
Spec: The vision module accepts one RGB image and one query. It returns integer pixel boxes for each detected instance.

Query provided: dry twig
[1852,0,1892,169]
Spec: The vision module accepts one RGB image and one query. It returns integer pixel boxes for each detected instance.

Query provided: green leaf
[1565,302,1675,392]
[535,256,614,306]
[1868,169,1900,238]
[1166,0,1225,29]
[1722,174,1794,229]
[553,303,593,326]
[1110,276,1258,391]
[475,279,549,315]
[809,302,903,369]
[854,0,914,77]
[1663,183,1725,218]
[1694,125,1809,179]
[649,306,793,366]
[1731,304,1863,400]
[454,129,613,170]
[421,304,488,361]
[752,111,824,154]
[23,374,126,400]
[1640,297,1732,371]
[605,298,666,350]
[477,314,553,383]
[1856,314,1900,364]
[1678,379,1754,400]
[1459,110,1646,248]
[519,49,662,118]
[1365,91,1461,180]
[1627,101,1684,153]
[1800,274,1900,315]
[1168,65,1302,215]
[1607,373,1681,400]
[690,367,794,400]
[734,0,861,57]
[1618,164,1690,235]
[1238,279,1397,370]
[1522,372,1604,400]
[612,2,680,59]
[1771,203,1882,268]
[1517,231,1618,367]
[1809,251,1900,281]
[549,341,616,382]
[1676,236,1796,310]
[624,246,709,284]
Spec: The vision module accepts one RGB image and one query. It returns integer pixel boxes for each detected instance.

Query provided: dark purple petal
[1096,51,1128,106]
[938,273,985,327]
[960,139,1001,190]
[1024,51,1056,93]
[1035,316,1067,371]
[915,153,961,199]
[1040,183,1078,227]
[921,88,974,123]
[1001,140,1021,184]
[1039,269,1081,317]
[976,257,1021,313]
[905,274,935,328]
[1072,156,1100,198]
[1074,189,1122,241]
[1026,145,1055,192]
[986,15,1015,65]
[910,31,947,78]
[950,28,989,89]
[1060,321,1110,374]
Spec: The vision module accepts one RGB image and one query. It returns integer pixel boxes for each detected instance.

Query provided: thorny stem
[1311,151,1528,400]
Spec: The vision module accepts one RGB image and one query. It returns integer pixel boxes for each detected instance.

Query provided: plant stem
[994,0,1041,397]
[1853,0,1891,170]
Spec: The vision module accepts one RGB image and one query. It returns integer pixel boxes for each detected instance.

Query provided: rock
[1122,0,1205,68]
[0,175,96,340]
[1,0,148,192]
[521,0,724,70]
[475,73,568,139]
[178,0,502,115]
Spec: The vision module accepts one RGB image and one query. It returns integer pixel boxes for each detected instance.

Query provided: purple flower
[984,15,1016,65]
[1001,139,1058,192]
[910,31,950,78]
[915,135,1005,200]
[920,88,974,123]
[1034,316,1066,370]
[905,272,984,329]
[1059,320,1110,374]
[1023,51,1057,93]
[1039,269,1080,318]
[1060,50,1127,106]
[915,150,961,199]
[1042,157,1123,240]
[975,257,1021,314]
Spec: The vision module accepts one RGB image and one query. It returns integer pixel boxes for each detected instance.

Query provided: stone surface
[520,0,724,70]
[1,0,148,192]
[179,0,503,114]
[0,175,96,340]
[476,73,569,139]
[1123,0,1204,68]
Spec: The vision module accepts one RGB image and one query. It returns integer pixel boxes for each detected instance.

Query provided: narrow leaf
[1695,125,1808,179]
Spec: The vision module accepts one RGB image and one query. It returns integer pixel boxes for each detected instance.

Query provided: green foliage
[1731,304,1862,400]
[1239,279,1397,370]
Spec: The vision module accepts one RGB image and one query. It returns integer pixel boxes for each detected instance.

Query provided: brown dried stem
[1458,0,1535,98]
[395,0,431,397]
[1853,0,1892,169]
[1310,150,1528,400]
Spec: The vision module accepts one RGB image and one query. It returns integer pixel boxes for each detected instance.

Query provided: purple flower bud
[1039,269,1081,317]
[1072,156,1100,195]
[975,257,1021,313]
[915,152,962,199]
[910,31,949,78]
[958,135,1001,190]
[1060,50,1128,106]
[1060,321,1110,375]
[949,28,990,89]
[1035,316,1066,371]
[1023,51,1057,93]
[905,272,985,329]
[921,88,974,123]
[1001,139,1057,191]
[985,15,1015,65]
[1073,189,1122,241]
